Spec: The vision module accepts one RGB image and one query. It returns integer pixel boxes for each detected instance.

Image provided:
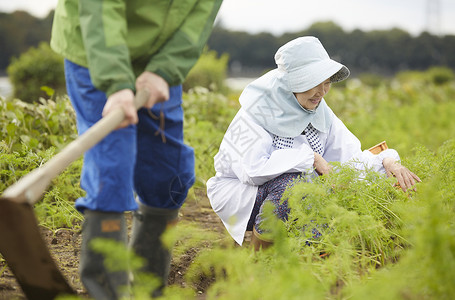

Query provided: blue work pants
[64,59,195,212]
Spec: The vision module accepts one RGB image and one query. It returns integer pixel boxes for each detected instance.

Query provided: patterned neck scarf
[303,123,323,154]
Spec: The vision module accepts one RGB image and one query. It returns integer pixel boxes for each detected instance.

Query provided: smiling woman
[294,79,331,110]
[206,36,421,249]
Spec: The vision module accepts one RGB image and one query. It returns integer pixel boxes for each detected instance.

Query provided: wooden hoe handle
[1,89,151,205]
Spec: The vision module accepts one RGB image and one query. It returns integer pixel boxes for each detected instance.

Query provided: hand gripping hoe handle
[0,90,150,300]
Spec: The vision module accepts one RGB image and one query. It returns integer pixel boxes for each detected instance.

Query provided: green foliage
[91,238,143,272]
[7,42,65,103]
[1,68,455,299]
[328,69,455,155]
[285,166,410,291]
[0,95,78,152]
[208,25,455,76]
[2,9,455,79]
[35,159,84,231]
[358,72,390,87]
[50,137,455,299]
[0,96,82,231]
[0,10,53,71]
[346,139,455,299]
[163,219,224,264]
[88,221,222,299]
[427,66,455,85]
[396,66,455,85]
[183,49,229,92]
[190,246,326,300]
[180,72,455,299]
[395,69,429,83]
[90,238,160,298]
[182,87,239,190]
[187,141,454,299]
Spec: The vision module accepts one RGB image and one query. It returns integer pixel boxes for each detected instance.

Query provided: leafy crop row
[1,70,454,298]
[0,95,83,231]
[185,140,455,299]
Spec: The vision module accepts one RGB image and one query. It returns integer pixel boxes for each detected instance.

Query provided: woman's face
[294,79,331,110]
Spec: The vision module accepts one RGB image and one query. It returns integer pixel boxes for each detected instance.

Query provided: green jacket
[51,0,222,96]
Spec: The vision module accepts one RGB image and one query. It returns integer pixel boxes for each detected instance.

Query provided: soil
[0,193,231,300]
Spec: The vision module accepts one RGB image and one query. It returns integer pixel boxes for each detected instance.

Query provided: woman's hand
[314,152,332,175]
[383,157,421,192]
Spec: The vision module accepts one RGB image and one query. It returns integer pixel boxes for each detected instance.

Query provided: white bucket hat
[274,36,350,93]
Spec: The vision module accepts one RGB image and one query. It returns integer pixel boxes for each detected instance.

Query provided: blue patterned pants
[247,173,301,233]
[247,172,323,242]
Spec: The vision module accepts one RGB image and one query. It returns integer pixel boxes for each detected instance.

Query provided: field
[1,72,455,299]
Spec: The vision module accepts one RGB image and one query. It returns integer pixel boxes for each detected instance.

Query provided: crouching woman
[207,36,420,249]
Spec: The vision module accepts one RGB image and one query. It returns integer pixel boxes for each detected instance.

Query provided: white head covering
[239,36,350,138]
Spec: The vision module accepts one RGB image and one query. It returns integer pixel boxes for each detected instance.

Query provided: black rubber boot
[79,210,128,300]
[129,202,179,298]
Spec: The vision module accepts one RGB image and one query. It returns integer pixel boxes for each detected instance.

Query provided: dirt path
[0,194,226,299]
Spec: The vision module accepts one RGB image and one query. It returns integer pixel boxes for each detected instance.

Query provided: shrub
[7,42,65,103]
[427,66,455,85]
[358,72,389,87]
[183,49,229,92]
[396,66,455,86]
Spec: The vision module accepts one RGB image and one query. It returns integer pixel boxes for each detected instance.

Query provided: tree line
[1,10,455,77]
[207,22,455,77]
[0,11,53,74]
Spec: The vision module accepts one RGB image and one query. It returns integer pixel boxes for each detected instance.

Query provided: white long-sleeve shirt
[206,108,399,245]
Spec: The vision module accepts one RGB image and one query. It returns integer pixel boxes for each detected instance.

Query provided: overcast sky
[1,0,454,36]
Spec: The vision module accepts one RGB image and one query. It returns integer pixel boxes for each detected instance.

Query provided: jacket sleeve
[79,0,136,97]
[239,143,315,186]
[323,114,400,174]
[215,111,315,186]
[144,0,222,86]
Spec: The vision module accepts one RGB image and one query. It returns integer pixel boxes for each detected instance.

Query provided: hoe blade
[0,90,150,299]
[0,200,74,299]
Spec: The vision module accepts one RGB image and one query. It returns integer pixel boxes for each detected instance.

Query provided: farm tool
[368,140,388,154]
[0,90,150,300]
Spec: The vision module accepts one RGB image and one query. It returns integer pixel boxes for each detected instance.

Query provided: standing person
[207,36,421,250]
[50,0,222,298]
